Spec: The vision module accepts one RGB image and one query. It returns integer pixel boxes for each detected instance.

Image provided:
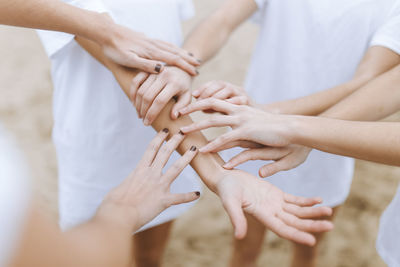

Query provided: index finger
[146,47,198,76]
[152,40,201,66]
[138,128,169,167]
[179,98,235,116]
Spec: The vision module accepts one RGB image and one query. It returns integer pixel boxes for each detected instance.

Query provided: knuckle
[154,97,166,105]
[143,95,152,104]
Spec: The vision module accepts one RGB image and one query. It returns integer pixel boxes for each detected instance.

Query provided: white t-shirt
[222,0,396,208]
[37,0,201,231]
[371,3,400,266]
[0,125,30,267]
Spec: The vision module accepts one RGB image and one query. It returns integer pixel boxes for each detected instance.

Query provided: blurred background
[0,0,399,266]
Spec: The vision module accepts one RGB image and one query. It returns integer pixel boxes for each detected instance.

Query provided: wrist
[94,201,139,233]
[285,115,308,145]
[85,12,116,47]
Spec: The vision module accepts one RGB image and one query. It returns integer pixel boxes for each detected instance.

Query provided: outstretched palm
[216,169,333,246]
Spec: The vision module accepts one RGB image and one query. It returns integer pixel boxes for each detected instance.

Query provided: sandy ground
[1,0,400,266]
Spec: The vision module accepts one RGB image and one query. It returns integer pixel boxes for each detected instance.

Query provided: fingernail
[192,90,200,96]
[195,70,199,75]
[155,64,162,73]
[172,95,178,102]
[197,59,202,64]
[223,163,231,169]
[195,191,200,196]
[143,118,149,125]
[199,146,207,153]
[190,146,197,151]
[174,111,179,118]
[189,52,194,57]
[179,130,185,136]
[162,128,169,133]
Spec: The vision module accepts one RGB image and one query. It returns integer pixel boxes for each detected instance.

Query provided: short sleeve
[250,0,269,24]
[176,0,195,21]
[370,2,400,55]
[36,0,110,58]
[0,126,31,267]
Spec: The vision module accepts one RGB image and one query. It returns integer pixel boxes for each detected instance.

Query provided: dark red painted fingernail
[179,130,185,136]
[162,128,169,133]
[172,95,178,102]
[189,52,194,57]
[195,191,200,196]
[155,64,162,73]
[190,146,197,151]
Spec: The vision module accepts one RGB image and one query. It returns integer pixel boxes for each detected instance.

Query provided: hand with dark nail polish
[101,129,200,232]
[130,66,193,126]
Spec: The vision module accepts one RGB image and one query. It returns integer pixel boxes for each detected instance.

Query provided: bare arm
[11,203,133,267]
[288,117,400,166]
[183,0,257,61]
[10,132,200,267]
[321,63,400,120]
[75,37,335,244]
[0,0,113,45]
[75,36,226,192]
[0,0,200,74]
[264,46,400,115]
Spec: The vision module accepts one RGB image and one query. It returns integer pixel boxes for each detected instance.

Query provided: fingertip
[259,168,267,178]
[170,109,179,120]
[324,207,333,216]
[307,236,317,247]
[235,230,246,240]
[154,63,163,73]
[223,163,233,169]
[325,221,334,230]
[192,90,200,97]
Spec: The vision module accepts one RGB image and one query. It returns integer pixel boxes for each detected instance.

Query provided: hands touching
[95,129,200,232]
[130,66,194,125]
[225,144,311,178]
[179,98,311,177]
[98,15,200,75]
[192,80,256,106]
[215,169,333,246]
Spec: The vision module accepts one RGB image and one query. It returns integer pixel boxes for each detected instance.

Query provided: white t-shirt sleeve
[0,127,31,267]
[370,2,400,55]
[177,0,195,21]
[250,0,269,24]
[37,0,109,58]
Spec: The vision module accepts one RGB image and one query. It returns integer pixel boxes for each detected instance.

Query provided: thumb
[171,92,192,120]
[222,197,248,239]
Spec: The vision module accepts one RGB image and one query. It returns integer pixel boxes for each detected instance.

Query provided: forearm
[287,116,400,166]
[11,204,132,267]
[183,0,257,61]
[321,63,400,121]
[262,79,368,115]
[263,46,400,116]
[0,0,113,45]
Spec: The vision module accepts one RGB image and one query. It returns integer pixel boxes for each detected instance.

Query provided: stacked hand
[130,66,193,125]
[179,98,311,177]
[96,129,200,232]
[99,15,200,75]
[192,80,256,106]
